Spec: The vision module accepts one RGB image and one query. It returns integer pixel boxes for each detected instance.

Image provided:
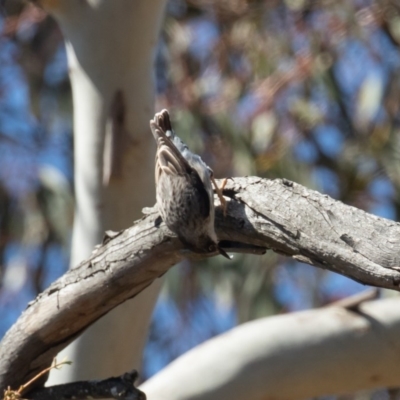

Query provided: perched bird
[150,109,230,259]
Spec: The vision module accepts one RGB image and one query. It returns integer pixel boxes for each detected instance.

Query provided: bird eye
[208,244,216,252]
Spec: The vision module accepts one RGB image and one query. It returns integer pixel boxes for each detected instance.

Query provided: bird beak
[218,246,232,260]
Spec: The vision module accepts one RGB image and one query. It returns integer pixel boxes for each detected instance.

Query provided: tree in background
[1,0,400,399]
[0,0,166,386]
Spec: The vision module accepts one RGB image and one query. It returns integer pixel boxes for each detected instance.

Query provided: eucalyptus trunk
[43,0,166,383]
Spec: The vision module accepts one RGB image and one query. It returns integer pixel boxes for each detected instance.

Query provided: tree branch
[28,370,144,400]
[1,176,399,391]
[141,297,400,400]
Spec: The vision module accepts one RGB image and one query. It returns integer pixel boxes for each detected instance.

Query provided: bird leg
[211,176,228,216]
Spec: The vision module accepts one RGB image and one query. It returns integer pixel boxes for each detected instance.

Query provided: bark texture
[219,177,400,287]
[0,176,399,392]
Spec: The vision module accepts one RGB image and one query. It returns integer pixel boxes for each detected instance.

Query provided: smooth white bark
[141,297,400,400]
[45,0,166,383]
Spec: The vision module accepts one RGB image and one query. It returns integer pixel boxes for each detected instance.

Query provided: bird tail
[156,109,173,133]
[150,109,173,142]
[150,110,191,179]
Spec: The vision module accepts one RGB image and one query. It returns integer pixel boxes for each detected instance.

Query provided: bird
[150,109,230,259]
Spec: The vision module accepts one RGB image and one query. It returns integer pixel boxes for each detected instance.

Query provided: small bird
[150,109,230,259]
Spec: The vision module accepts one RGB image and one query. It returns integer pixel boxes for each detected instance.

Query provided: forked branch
[0,177,399,392]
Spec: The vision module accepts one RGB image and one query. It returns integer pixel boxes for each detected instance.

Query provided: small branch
[1,177,400,392]
[327,288,379,311]
[28,370,144,400]
[19,360,72,396]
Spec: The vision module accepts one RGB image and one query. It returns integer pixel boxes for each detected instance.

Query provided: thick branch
[1,176,399,391]
[218,177,400,287]
[141,297,400,400]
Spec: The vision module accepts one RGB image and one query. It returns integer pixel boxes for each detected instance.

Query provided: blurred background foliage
[0,0,399,395]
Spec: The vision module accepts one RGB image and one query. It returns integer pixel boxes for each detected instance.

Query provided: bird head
[186,236,231,260]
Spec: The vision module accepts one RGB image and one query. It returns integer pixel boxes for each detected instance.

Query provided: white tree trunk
[44,0,166,383]
[141,297,400,400]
